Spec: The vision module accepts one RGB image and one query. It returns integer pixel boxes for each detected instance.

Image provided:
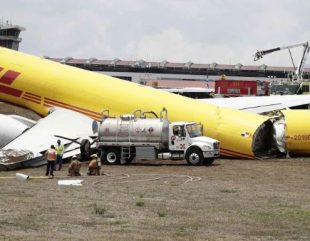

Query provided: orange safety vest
[46,149,57,161]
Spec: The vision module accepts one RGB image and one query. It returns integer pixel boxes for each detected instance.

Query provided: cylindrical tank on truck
[98,117,170,149]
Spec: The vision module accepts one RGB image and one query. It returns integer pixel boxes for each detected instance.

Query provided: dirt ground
[0,158,309,241]
[0,103,309,241]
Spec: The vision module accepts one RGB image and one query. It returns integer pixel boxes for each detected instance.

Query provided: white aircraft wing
[0,108,95,170]
[0,114,36,148]
[201,95,310,113]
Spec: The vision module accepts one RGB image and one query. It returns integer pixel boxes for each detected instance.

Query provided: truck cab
[168,122,220,165]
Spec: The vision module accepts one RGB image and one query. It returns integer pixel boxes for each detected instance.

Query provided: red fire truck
[215,79,270,97]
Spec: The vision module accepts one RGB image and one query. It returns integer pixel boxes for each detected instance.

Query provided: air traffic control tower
[0,21,25,50]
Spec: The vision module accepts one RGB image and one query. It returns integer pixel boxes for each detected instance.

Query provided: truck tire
[80,139,91,160]
[103,148,121,165]
[185,147,203,165]
[204,158,215,165]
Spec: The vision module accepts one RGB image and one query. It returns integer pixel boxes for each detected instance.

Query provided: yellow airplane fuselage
[0,47,309,158]
[282,110,310,155]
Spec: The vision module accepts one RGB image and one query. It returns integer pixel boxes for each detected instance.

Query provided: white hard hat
[91,154,98,159]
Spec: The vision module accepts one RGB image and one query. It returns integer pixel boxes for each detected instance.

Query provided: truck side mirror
[92,121,98,134]
[198,123,203,133]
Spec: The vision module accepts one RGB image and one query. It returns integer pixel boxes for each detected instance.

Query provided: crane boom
[296,42,309,81]
[254,41,309,81]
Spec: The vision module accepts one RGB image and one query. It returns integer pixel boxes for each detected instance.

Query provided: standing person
[45,145,57,178]
[55,139,64,171]
[68,156,82,176]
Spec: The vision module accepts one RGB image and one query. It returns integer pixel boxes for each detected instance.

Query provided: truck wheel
[204,158,215,165]
[103,148,121,164]
[185,147,203,165]
[80,139,91,160]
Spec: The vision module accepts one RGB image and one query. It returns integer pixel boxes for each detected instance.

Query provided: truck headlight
[202,145,212,150]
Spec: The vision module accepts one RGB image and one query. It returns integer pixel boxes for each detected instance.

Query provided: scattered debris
[58,180,83,186]
[15,172,49,181]
[16,172,29,181]
[0,149,34,163]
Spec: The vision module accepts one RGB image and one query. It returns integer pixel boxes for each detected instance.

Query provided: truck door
[169,124,188,151]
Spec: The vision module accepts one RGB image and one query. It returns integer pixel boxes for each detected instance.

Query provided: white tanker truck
[93,108,220,165]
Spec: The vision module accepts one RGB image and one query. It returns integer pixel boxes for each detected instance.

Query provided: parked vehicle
[94,108,220,165]
[215,79,270,97]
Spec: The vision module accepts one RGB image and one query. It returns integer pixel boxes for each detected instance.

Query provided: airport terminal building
[47,57,310,89]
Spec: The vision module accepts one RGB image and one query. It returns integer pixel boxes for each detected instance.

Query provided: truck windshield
[186,124,202,138]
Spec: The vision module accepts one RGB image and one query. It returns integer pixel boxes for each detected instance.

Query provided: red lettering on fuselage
[0,70,21,85]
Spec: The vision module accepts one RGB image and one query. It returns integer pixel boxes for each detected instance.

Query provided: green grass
[248,205,310,226]
[220,189,238,193]
[93,204,107,215]
[136,201,145,207]
[157,210,166,217]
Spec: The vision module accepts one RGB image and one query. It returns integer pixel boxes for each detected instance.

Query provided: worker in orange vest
[45,145,57,178]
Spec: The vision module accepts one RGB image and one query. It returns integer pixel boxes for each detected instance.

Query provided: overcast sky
[3,0,310,66]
